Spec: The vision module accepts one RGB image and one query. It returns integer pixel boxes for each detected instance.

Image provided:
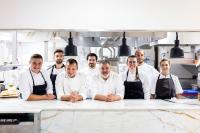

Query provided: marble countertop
[0,98,200,113]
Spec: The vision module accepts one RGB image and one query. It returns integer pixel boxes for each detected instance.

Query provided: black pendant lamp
[65,32,77,56]
[170,32,184,58]
[118,32,131,56]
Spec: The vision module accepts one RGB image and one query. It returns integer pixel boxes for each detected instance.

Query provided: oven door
[0,113,40,133]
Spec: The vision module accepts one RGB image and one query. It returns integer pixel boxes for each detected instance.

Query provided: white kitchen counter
[0,99,200,133]
[0,99,200,112]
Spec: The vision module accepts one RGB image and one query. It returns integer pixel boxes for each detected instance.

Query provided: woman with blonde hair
[151,58,183,99]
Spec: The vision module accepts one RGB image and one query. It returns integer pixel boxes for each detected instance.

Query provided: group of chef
[18,49,183,102]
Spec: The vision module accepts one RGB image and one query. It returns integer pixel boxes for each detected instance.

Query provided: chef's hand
[70,91,79,103]
[106,94,116,102]
[71,95,79,103]
[46,94,56,100]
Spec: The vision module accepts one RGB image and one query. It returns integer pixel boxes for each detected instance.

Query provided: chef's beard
[56,59,63,64]
[89,63,95,68]
[138,59,144,65]
[68,74,76,78]
[101,73,110,80]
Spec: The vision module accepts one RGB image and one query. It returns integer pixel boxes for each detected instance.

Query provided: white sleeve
[121,72,126,82]
[90,78,98,99]
[115,75,124,99]
[141,73,150,100]
[55,74,65,100]
[152,67,159,76]
[173,76,183,94]
[18,72,32,101]
[79,76,87,100]
[85,77,90,99]
[47,66,52,75]
[150,76,158,95]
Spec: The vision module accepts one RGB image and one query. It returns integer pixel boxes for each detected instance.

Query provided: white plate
[0,90,20,98]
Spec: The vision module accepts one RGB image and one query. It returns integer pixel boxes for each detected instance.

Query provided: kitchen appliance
[0,113,40,133]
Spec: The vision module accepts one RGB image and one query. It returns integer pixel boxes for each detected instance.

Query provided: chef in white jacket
[47,49,65,97]
[82,53,99,99]
[55,58,87,102]
[91,60,124,102]
[122,55,150,99]
[135,49,159,83]
[151,58,183,99]
[19,54,55,101]
[84,53,99,76]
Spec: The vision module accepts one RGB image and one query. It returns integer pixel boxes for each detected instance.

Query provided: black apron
[155,74,176,99]
[124,71,144,99]
[29,69,47,95]
[50,64,65,96]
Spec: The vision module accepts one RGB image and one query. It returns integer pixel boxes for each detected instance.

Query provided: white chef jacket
[18,68,53,100]
[47,65,65,75]
[55,72,87,100]
[150,73,183,95]
[82,67,99,99]
[90,71,124,99]
[122,70,150,99]
[138,63,159,82]
[82,66,99,76]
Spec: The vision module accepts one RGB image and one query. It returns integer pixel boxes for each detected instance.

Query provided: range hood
[60,31,167,47]
[14,31,167,48]
[170,32,184,58]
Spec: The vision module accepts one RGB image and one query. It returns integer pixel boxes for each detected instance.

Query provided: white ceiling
[0,0,200,31]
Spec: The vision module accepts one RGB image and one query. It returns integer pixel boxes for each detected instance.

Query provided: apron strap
[50,65,55,75]
[40,71,47,83]
[61,64,65,68]
[125,70,129,81]
[168,74,172,89]
[169,74,176,97]
[155,74,160,93]
[29,68,35,86]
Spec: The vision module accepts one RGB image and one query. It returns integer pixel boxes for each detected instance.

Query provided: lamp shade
[170,32,184,58]
[65,32,77,56]
[118,32,131,56]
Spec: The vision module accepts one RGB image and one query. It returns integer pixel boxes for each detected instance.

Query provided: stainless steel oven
[0,113,40,133]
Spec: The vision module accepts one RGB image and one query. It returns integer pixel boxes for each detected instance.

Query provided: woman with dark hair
[122,55,150,99]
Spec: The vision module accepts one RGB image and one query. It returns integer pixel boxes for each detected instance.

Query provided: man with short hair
[19,54,55,101]
[47,49,65,97]
[91,60,124,102]
[135,49,159,83]
[55,58,87,102]
[83,53,99,99]
[86,53,98,70]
